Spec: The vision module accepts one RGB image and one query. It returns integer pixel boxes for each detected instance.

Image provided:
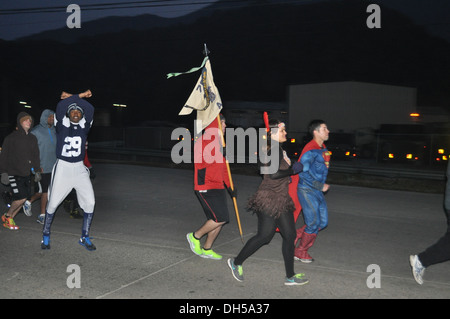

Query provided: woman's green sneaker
[186,233,202,256]
[201,248,222,260]
[227,258,244,282]
[285,273,309,286]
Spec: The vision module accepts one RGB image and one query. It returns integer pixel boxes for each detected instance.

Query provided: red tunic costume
[194,118,230,191]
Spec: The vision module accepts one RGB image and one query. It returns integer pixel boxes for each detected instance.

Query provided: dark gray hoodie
[31,109,57,173]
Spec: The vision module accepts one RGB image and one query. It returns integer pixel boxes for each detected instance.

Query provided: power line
[0,1,211,15]
[0,0,311,15]
[0,0,233,15]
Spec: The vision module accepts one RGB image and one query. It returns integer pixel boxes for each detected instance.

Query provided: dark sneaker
[79,237,96,251]
[41,235,50,250]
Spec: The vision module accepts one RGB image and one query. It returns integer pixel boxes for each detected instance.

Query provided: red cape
[289,140,324,223]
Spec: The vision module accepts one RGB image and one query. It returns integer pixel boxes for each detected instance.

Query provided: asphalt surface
[1,163,449,300]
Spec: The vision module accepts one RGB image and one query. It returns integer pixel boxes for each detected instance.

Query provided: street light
[113,103,127,127]
[19,101,31,108]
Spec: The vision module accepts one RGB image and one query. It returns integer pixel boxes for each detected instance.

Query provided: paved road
[1,163,449,300]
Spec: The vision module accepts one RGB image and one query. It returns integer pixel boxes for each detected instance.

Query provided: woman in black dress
[227,115,308,286]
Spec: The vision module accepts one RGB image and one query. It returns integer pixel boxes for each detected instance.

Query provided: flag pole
[216,115,244,244]
[203,43,244,244]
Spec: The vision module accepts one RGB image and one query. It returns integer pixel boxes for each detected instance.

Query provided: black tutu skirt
[247,188,295,219]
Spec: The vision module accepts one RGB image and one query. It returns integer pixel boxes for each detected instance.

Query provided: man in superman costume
[289,119,331,263]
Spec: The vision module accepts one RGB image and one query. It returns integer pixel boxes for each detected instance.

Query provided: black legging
[418,210,450,268]
[234,210,296,278]
[419,227,450,268]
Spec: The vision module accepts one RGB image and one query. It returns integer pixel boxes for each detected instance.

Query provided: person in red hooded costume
[186,114,235,260]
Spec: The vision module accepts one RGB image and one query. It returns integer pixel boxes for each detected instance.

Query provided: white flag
[178,58,223,134]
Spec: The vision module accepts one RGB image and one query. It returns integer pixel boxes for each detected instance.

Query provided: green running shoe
[285,273,309,286]
[201,248,222,260]
[186,232,202,256]
[227,258,243,282]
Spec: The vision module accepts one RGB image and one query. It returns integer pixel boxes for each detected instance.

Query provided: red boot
[294,232,317,263]
[294,225,307,247]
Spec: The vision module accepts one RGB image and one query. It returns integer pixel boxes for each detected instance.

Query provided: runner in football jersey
[41,89,96,251]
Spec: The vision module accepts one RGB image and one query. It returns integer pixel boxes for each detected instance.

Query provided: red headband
[263,112,270,132]
[263,111,285,132]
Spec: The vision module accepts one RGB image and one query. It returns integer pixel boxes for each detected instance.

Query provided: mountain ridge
[1,0,449,126]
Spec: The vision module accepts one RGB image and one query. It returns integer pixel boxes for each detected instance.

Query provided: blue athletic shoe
[79,237,96,251]
[41,235,50,250]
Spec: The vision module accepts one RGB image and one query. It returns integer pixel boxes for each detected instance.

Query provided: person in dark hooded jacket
[0,112,41,230]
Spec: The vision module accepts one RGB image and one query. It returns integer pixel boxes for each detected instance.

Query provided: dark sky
[1,0,449,42]
[1,0,450,128]
[0,0,218,40]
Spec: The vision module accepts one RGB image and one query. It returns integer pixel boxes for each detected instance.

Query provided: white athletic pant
[47,159,95,214]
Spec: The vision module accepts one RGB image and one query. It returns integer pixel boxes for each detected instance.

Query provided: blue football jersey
[54,95,94,163]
